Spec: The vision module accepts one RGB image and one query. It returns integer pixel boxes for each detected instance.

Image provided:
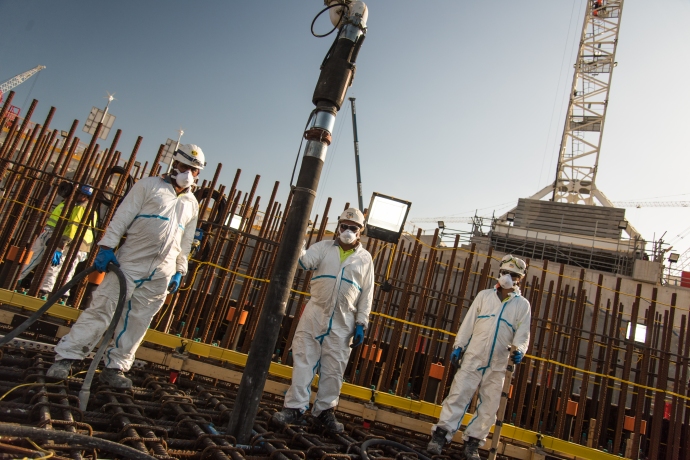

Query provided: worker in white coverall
[46,144,205,388]
[427,255,531,459]
[17,185,97,302]
[273,208,374,432]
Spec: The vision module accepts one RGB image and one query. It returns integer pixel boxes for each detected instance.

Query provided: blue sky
[2,1,689,257]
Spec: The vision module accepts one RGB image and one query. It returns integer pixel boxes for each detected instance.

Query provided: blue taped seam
[134,214,170,221]
[107,299,133,366]
[341,277,362,291]
[465,385,484,431]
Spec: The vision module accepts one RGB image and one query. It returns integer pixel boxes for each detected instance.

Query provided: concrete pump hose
[79,263,127,410]
[0,266,101,346]
[0,424,157,460]
[359,438,433,460]
[0,263,128,411]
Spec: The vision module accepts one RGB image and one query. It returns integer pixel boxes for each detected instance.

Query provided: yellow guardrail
[0,287,626,460]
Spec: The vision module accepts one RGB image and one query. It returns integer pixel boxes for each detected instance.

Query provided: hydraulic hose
[358,438,433,460]
[0,265,100,346]
[0,424,157,460]
[0,263,128,410]
[78,264,127,410]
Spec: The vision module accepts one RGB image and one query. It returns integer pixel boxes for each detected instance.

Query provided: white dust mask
[174,169,194,188]
[498,273,514,289]
[339,229,357,244]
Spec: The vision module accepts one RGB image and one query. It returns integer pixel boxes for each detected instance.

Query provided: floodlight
[365,192,411,244]
[626,322,647,343]
[225,214,242,230]
[618,219,628,230]
[506,212,515,222]
[438,221,445,229]
[669,253,680,263]
[160,138,178,167]
[82,106,116,140]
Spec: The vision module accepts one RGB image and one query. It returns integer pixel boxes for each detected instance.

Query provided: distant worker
[47,144,205,388]
[427,255,531,459]
[273,208,374,432]
[17,184,97,302]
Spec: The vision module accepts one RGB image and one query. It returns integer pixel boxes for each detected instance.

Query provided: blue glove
[450,347,463,369]
[94,247,119,273]
[51,250,63,267]
[351,324,364,348]
[511,350,524,365]
[168,272,182,293]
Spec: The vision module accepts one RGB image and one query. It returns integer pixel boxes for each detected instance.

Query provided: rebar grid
[2,99,689,459]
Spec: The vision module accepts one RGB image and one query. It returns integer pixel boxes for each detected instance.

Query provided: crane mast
[0,65,46,102]
[529,0,624,205]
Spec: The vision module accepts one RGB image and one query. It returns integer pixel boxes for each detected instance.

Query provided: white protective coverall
[432,286,531,443]
[283,239,374,416]
[54,177,198,371]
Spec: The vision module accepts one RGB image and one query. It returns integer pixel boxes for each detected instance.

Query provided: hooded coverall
[54,177,198,371]
[18,201,97,294]
[432,287,531,443]
[283,239,374,416]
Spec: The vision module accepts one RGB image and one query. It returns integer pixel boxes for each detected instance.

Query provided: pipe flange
[304,128,332,145]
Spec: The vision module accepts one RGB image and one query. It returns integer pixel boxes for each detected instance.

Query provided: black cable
[99,165,134,207]
[321,28,342,69]
[0,266,98,346]
[359,438,433,460]
[289,109,317,189]
[0,424,157,460]
[310,3,348,38]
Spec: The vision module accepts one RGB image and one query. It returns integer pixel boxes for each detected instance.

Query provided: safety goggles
[339,223,361,232]
[176,162,200,174]
[500,255,526,270]
[499,269,522,278]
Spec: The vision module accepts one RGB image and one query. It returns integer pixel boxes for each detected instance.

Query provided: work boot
[272,408,303,425]
[316,408,344,433]
[99,368,132,389]
[46,359,75,379]
[463,437,481,460]
[427,427,448,455]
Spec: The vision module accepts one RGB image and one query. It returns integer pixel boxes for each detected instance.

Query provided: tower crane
[530,0,623,206]
[0,65,46,103]
[495,1,642,237]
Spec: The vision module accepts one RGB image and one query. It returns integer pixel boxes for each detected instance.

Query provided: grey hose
[0,424,157,459]
[79,263,127,410]
[359,438,433,460]
[0,264,128,410]
[0,266,99,346]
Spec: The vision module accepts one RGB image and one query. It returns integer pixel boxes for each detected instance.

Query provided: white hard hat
[338,208,365,227]
[499,254,527,276]
[173,144,205,170]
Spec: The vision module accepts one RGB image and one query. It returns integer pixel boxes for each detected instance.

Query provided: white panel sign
[82,106,116,140]
[160,138,177,166]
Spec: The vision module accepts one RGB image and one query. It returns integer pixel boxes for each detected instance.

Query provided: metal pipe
[348,97,364,212]
[228,9,367,440]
